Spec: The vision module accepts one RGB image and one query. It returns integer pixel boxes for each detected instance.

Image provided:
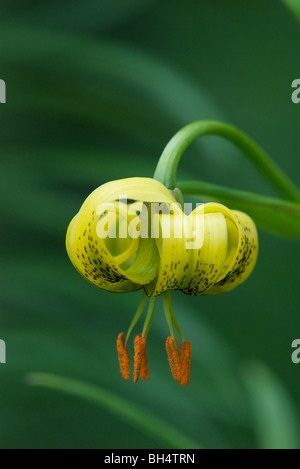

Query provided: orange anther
[180,340,192,387]
[165,336,181,382]
[133,335,147,383]
[140,345,150,381]
[116,332,130,380]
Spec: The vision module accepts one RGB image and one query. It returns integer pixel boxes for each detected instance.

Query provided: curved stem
[154,120,300,202]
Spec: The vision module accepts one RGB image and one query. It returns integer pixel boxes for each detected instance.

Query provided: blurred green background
[1,0,300,449]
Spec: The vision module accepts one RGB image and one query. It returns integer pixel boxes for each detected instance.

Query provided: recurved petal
[182,210,229,295]
[66,178,176,292]
[145,206,229,296]
[204,206,258,295]
[66,211,140,292]
[79,177,177,207]
[146,202,258,297]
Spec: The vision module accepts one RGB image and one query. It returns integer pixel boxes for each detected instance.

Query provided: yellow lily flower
[66,176,258,386]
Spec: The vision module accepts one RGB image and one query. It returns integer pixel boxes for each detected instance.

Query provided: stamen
[140,345,150,381]
[141,297,156,338]
[165,336,181,382]
[125,292,148,343]
[180,340,192,387]
[116,332,130,380]
[133,334,147,383]
[163,293,175,338]
[163,291,184,342]
[169,295,184,342]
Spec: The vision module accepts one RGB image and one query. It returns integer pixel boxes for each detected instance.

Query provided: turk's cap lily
[66,177,258,297]
[65,115,300,385]
[66,176,258,386]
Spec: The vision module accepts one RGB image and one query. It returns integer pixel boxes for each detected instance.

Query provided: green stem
[154,120,300,202]
[27,373,201,449]
[163,292,174,338]
[141,297,156,338]
[163,291,180,339]
[178,180,300,209]
[167,292,184,342]
[126,291,148,343]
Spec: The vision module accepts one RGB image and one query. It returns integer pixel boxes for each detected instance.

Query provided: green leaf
[6,0,154,34]
[282,0,300,22]
[242,362,300,449]
[0,27,225,148]
[178,180,300,238]
[27,373,202,449]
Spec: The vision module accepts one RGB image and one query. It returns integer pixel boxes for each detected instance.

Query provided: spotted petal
[66,178,177,293]
[145,202,258,296]
[204,205,258,295]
